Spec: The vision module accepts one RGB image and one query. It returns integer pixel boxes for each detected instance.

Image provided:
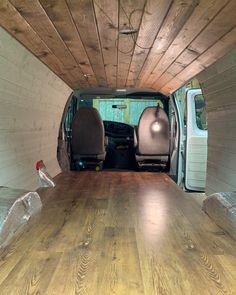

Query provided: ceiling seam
[91,0,108,88]
[65,0,98,87]
[116,0,120,88]
[134,0,174,88]
[124,0,148,88]
[36,0,89,87]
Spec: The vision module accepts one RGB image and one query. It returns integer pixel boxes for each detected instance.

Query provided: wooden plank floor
[0,171,235,294]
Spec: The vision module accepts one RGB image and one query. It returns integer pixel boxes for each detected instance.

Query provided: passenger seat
[134,106,170,169]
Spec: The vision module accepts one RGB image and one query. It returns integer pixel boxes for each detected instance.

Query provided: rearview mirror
[112,105,127,109]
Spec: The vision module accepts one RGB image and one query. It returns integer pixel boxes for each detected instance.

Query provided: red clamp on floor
[35,160,56,187]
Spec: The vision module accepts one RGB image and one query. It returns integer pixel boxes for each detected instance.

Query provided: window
[194,94,207,130]
[79,97,165,126]
[64,95,79,139]
[61,95,168,142]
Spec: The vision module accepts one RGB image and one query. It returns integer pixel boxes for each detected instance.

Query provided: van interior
[63,90,173,172]
[0,0,236,294]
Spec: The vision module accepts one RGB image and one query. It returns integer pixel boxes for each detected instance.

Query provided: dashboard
[103,120,134,139]
[103,121,136,170]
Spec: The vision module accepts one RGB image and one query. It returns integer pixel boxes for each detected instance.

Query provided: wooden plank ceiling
[0,0,236,94]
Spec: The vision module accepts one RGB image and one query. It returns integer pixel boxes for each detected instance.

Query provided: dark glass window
[194,94,207,130]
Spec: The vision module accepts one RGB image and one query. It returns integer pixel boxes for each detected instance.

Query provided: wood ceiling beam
[117,0,146,88]
[125,0,173,88]
[160,26,236,94]
[138,0,198,89]
[141,0,230,89]
[94,0,118,88]
[153,0,236,91]
[0,0,83,89]
[1,0,236,92]
[39,0,98,88]
[66,0,107,87]
[9,0,89,89]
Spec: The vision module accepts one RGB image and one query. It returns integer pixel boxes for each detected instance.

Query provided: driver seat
[71,107,106,169]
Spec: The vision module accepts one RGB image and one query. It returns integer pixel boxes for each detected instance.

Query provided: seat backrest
[71,107,105,156]
[136,106,169,155]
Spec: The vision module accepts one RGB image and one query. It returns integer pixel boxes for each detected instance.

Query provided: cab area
[59,89,178,175]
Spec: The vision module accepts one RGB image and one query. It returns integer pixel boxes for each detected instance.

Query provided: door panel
[185,89,208,191]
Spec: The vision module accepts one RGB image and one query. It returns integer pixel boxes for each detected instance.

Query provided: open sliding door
[185,89,208,191]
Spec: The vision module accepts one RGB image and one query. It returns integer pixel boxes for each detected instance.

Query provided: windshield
[79,97,164,126]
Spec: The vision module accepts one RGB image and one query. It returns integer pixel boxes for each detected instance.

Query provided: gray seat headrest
[136,106,169,155]
[71,107,105,157]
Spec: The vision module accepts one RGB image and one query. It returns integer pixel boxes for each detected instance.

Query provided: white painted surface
[185,89,208,191]
[0,28,72,190]
[197,49,236,195]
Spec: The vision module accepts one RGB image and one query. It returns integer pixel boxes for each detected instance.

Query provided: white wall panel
[0,28,72,190]
[197,48,236,195]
